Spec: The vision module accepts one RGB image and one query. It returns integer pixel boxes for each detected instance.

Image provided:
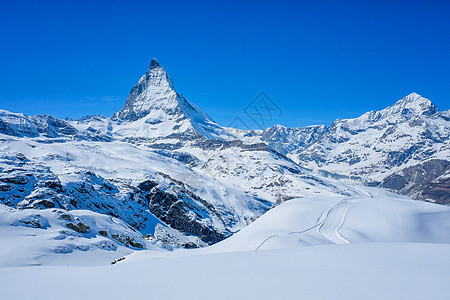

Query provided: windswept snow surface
[1,243,449,300]
[1,195,450,299]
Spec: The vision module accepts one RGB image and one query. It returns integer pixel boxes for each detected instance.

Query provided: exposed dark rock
[44,180,63,192]
[33,199,56,208]
[111,233,143,249]
[137,180,158,192]
[420,177,450,205]
[0,175,31,185]
[191,139,269,152]
[66,222,90,233]
[146,187,227,244]
[153,150,200,167]
[13,214,50,229]
[380,159,450,204]
[181,242,199,249]
[59,214,73,221]
[111,256,126,265]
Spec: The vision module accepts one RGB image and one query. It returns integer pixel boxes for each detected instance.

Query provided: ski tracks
[254,198,358,251]
[318,199,357,244]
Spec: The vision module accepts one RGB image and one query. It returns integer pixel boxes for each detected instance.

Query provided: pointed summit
[390,93,439,116]
[404,92,421,100]
[112,59,176,121]
[149,58,161,70]
[111,59,230,140]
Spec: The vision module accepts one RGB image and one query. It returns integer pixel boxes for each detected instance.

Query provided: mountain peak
[111,59,229,140]
[403,92,423,102]
[149,58,162,70]
[389,93,439,117]
[112,59,177,122]
[407,92,421,97]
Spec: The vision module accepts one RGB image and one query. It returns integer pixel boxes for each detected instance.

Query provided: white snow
[1,244,450,299]
[0,204,159,267]
[1,195,450,299]
[208,196,450,252]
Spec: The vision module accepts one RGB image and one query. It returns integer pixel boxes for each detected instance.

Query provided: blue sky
[1,0,449,129]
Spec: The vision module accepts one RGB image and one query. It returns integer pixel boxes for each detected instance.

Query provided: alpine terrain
[0,59,449,299]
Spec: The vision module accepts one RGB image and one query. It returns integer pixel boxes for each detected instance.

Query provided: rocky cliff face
[380,159,450,204]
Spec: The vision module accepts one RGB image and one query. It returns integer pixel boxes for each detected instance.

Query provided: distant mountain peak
[112,59,177,122]
[149,58,162,70]
[111,59,231,140]
[387,93,439,117]
[404,92,422,100]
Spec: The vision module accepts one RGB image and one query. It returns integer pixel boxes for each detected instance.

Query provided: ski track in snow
[254,234,279,251]
[318,199,357,244]
[255,198,357,250]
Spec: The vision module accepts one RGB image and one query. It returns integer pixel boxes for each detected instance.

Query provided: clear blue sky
[1,0,449,129]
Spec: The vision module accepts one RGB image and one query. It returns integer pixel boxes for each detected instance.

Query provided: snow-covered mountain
[0,59,448,264]
[111,58,231,141]
[249,93,450,203]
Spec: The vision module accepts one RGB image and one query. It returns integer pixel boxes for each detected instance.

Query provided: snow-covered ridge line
[252,92,449,203]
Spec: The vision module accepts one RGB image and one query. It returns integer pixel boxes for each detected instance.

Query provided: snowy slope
[1,243,450,300]
[1,193,450,298]
[0,135,275,245]
[0,204,154,267]
[209,195,450,252]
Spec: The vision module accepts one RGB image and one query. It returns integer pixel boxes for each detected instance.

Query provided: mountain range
[0,58,449,258]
